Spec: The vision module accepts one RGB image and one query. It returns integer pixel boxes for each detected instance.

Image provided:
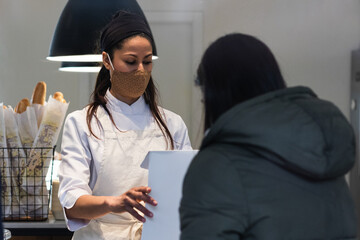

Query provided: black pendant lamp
[47,0,157,63]
[59,62,101,72]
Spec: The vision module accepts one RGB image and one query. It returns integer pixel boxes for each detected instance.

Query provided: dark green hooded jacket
[180,86,357,240]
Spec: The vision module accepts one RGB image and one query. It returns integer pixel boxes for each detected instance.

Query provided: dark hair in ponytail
[86,34,174,149]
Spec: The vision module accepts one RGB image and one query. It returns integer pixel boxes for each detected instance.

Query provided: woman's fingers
[124,196,153,220]
[133,186,152,194]
[133,201,153,218]
[128,187,158,206]
[127,192,157,206]
[114,186,158,220]
[125,205,146,222]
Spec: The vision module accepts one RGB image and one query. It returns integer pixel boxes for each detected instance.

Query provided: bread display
[0,81,69,220]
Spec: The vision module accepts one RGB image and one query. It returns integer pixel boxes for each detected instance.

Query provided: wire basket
[0,146,55,221]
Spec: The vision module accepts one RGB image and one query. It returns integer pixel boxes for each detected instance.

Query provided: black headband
[100,11,155,53]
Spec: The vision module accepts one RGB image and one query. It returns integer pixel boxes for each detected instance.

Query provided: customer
[58,11,192,240]
[180,33,357,239]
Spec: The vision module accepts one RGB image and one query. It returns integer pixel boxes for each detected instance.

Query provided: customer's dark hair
[196,33,286,130]
[86,33,174,149]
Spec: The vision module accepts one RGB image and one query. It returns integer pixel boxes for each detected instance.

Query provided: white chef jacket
[58,90,192,233]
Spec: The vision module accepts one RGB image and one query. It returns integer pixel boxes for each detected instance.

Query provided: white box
[141,150,198,240]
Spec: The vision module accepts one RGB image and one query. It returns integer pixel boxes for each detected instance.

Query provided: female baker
[58,11,192,239]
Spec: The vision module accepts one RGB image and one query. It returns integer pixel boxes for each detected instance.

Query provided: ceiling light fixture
[47,0,157,63]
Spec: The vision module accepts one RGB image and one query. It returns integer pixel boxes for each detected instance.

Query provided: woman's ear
[102,51,111,70]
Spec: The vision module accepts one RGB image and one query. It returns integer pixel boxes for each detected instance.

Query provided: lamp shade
[59,62,101,72]
[47,0,157,62]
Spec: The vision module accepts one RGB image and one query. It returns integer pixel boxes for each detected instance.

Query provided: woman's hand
[107,186,157,222]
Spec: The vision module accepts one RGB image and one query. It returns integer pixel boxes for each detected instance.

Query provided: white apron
[73,107,167,240]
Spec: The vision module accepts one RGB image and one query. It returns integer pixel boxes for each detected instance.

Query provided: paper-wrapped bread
[0,103,11,217]
[53,92,66,103]
[16,103,37,149]
[4,106,27,217]
[31,82,46,105]
[31,82,47,128]
[26,96,69,196]
[15,98,30,114]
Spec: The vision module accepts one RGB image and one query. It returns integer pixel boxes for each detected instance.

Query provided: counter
[3,214,72,237]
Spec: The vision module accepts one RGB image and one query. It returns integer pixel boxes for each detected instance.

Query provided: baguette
[32,82,46,105]
[15,98,30,114]
[53,92,66,103]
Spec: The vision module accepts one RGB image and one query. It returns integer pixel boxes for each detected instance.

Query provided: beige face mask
[107,53,151,99]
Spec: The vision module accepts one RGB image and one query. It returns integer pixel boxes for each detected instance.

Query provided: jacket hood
[201,86,355,180]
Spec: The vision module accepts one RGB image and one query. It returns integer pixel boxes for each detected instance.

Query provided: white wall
[202,0,360,119]
[0,0,360,149]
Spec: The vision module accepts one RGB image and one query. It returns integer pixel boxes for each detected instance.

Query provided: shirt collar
[105,89,147,114]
